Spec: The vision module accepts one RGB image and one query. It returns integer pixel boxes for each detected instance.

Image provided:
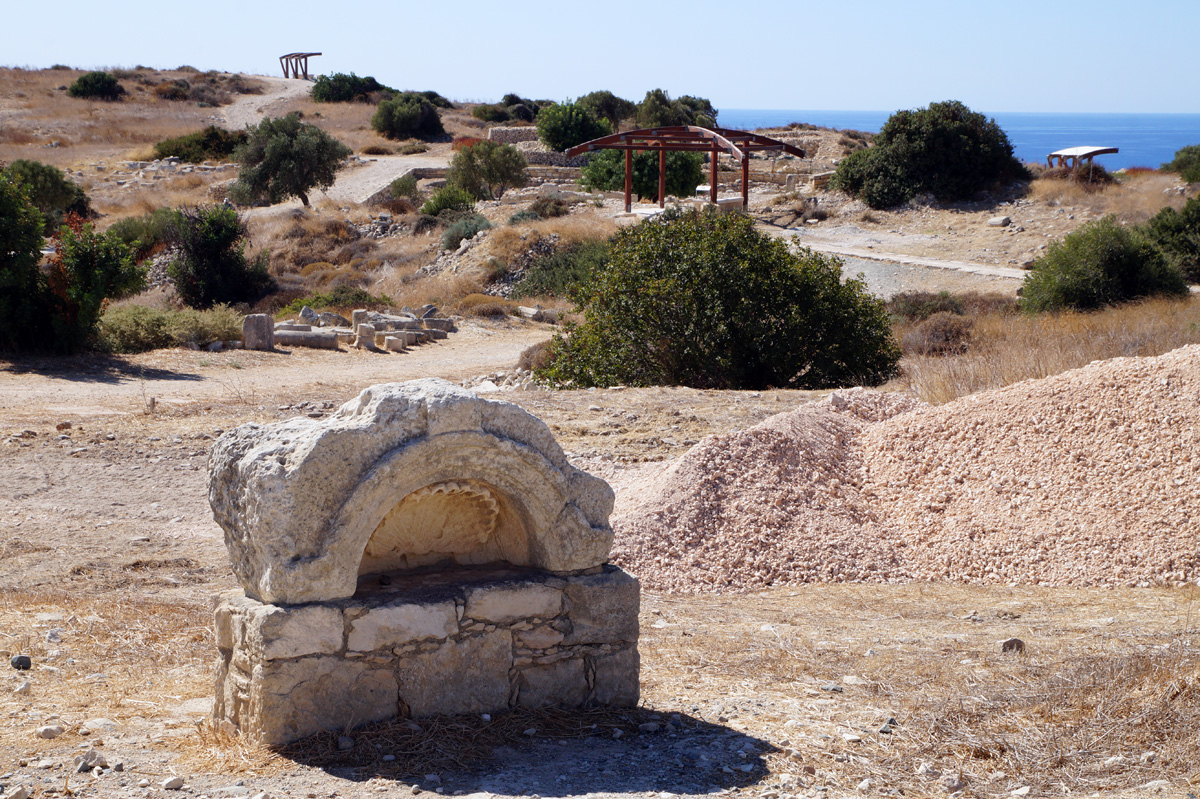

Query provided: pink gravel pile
[611,346,1200,593]
[610,389,920,592]
[862,345,1200,587]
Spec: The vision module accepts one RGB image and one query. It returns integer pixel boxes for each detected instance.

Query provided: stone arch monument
[208,379,639,745]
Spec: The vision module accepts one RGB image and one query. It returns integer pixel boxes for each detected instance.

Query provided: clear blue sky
[4,0,1198,114]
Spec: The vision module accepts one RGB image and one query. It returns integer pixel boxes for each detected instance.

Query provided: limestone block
[396,631,512,716]
[563,567,640,645]
[354,323,378,350]
[245,604,344,660]
[213,591,257,650]
[384,336,406,352]
[465,582,562,624]
[273,329,340,350]
[209,380,615,604]
[422,318,454,332]
[248,656,398,746]
[518,658,587,708]
[347,601,456,651]
[591,648,639,707]
[516,627,564,649]
[241,314,274,351]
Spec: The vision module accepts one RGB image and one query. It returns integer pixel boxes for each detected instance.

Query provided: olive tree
[447,140,528,200]
[233,113,352,207]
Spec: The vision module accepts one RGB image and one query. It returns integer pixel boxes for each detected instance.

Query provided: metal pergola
[565,126,806,212]
[279,52,322,80]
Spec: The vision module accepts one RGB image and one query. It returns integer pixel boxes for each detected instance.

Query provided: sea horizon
[718,108,1200,171]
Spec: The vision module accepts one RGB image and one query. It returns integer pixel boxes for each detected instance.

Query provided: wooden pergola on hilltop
[565,126,806,213]
[279,52,321,80]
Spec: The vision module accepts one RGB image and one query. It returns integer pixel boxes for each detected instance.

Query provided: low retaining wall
[214,564,640,745]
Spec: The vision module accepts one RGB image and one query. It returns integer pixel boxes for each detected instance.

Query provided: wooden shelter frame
[565,126,806,213]
[279,52,322,80]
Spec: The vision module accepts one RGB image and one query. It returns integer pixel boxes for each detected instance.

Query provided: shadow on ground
[0,353,204,384]
[277,707,775,797]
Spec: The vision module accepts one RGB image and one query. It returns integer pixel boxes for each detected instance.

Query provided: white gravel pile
[612,346,1200,593]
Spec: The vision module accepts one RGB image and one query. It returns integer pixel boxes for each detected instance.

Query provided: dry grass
[1028,171,1188,226]
[641,583,1200,796]
[893,295,1200,404]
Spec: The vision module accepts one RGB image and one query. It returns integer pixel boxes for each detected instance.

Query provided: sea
[717,109,1200,172]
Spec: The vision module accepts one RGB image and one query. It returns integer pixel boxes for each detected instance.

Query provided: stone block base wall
[213,565,639,746]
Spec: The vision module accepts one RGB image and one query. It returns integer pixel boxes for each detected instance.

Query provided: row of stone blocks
[213,565,640,746]
[243,314,455,352]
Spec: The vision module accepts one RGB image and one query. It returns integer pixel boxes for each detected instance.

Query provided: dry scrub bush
[893,294,1200,403]
[900,311,972,355]
[453,292,516,317]
[1029,170,1189,224]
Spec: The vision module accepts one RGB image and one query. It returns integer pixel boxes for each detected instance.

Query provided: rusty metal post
[624,148,632,213]
[657,146,667,206]
[280,56,288,78]
[742,155,749,209]
[710,143,719,204]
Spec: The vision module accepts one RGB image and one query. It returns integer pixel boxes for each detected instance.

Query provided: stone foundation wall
[213,565,639,746]
[487,126,541,144]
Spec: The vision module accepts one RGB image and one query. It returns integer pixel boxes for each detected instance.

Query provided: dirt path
[324,153,450,205]
[214,75,312,130]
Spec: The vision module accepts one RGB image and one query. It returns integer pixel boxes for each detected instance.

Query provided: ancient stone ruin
[207,379,639,745]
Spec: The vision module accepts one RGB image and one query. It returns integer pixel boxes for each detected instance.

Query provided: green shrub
[538,212,899,389]
[508,209,541,225]
[512,239,610,299]
[154,126,247,163]
[166,205,274,309]
[97,304,242,352]
[372,93,445,140]
[1162,144,1200,183]
[529,195,571,219]
[536,100,610,152]
[0,172,47,352]
[398,142,429,155]
[46,221,146,353]
[312,72,392,103]
[233,113,352,207]
[106,207,176,260]
[472,104,509,123]
[636,89,717,128]
[154,80,189,101]
[886,290,964,322]
[418,90,453,109]
[578,90,636,129]
[419,185,475,217]
[580,149,704,202]
[901,311,972,356]
[1021,216,1188,312]
[390,173,421,202]
[67,71,124,101]
[278,285,392,316]
[1141,196,1200,282]
[440,213,491,250]
[446,141,528,200]
[4,159,92,233]
[831,100,1028,209]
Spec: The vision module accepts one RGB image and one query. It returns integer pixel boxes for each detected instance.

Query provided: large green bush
[46,221,145,353]
[154,126,247,163]
[67,71,124,101]
[538,211,900,389]
[371,93,445,140]
[636,89,717,128]
[4,159,92,233]
[233,113,352,207]
[536,100,610,152]
[1162,144,1200,183]
[0,173,47,351]
[580,149,704,202]
[312,72,392,103]
[446,141,528,200]
[578,90,636,129]
[1021,216,1188,312]
[831,100,1028,209]
[1141,196,1200,282]
[166,205,274,309]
